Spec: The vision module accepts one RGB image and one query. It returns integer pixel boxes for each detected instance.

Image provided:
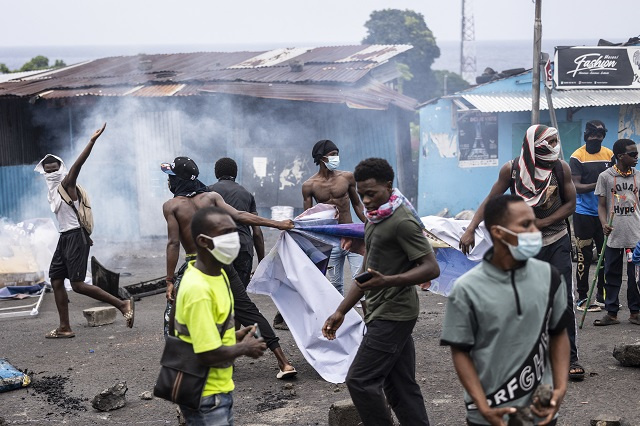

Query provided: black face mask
[168,175,208,197]
[585,139,602,154]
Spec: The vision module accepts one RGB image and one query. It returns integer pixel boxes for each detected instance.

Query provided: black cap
[161,156,199,181]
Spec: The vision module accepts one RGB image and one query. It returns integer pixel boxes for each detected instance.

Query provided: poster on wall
[458,112,498,168]
[554,46,640,89]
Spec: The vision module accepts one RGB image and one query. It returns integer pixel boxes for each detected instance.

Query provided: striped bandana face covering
[364,188,426,231]
[514,124,560,207]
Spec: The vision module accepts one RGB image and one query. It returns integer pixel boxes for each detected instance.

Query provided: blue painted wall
[417,99,623,216]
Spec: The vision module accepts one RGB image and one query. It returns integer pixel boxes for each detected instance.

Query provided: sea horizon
[0,38,602,78]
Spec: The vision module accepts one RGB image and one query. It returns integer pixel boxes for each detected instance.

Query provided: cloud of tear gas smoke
[0,217,59,283]
[24,94,331,249]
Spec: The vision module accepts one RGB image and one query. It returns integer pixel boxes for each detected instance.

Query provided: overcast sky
[3,0,638,47]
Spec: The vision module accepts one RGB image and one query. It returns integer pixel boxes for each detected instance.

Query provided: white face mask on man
[199,232,241,265]
[324,156,340,171]
[496,226,542,261]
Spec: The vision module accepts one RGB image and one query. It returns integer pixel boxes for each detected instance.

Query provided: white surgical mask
[199,232,240,265]
[325,156,340,171]
[497,226,542,261]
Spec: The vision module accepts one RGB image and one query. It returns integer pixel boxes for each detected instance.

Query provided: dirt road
[1,230,639,425]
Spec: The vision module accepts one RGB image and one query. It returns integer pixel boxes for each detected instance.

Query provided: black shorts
[49,228,90,282]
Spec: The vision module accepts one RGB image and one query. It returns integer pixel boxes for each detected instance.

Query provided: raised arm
[347,172,367,223]
[209,192,294,230]
[534,161,576,230]
[163,202,181,303]
[61,123,106,199]
[459,162,512,254]
[302,179,314,210]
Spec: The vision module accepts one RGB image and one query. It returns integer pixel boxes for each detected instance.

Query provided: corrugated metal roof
[199,77,417,111]
[461,90,640,112]
[0,69,53,83]
[0,45,415,110]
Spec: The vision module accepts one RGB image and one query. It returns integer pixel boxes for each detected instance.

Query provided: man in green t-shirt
[322,158,440,426]
[174,206,267,424]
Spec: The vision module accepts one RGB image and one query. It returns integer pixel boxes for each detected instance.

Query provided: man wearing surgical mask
[301,140,367,297]
[443,194,570,426]
[173,206,268,424]
[459,125,583,382]
[161,156,298,380]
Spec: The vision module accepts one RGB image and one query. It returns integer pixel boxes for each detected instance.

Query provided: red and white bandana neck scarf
[514,124,560,207]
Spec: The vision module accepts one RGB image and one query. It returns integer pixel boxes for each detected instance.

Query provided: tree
[432,70,470,98]
[0,63,9,74]
[53,59,67,68]
[363,9,441,102]
[19,55,50,72]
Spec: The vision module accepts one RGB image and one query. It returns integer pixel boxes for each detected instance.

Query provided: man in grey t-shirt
[594,139,640,326]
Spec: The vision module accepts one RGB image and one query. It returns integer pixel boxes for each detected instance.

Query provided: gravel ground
[1,229,640,425]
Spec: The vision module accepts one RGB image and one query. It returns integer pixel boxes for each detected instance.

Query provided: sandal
[593,314,620,326]
[123,297,135,328]
[45,329,75,339]
[569,363,585,381]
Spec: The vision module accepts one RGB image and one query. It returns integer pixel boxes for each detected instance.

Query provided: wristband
[166,277,176,283]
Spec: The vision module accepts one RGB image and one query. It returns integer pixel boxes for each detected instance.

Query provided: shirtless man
[302,140,367,295]
[162,156,297,379]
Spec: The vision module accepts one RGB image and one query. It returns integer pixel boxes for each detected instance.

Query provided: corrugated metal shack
[417,67,640,216]
[0,45,417,239]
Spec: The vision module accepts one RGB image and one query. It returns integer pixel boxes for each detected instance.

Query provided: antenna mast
[460,0,477,83]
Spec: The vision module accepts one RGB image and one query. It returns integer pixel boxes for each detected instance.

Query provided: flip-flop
[276,368,297,380]
[45,329,75,339]
[593,315,620,326]
[569,363,585,381]
[123,297,135,328]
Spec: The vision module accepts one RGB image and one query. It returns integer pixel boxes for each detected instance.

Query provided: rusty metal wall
[0,165,50,222]
[0,99,40,166]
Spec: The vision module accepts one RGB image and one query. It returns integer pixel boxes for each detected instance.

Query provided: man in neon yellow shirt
[174,206,267,424]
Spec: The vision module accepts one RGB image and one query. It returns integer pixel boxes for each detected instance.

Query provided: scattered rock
[139,391,153,400]
[508,407,533,426]
[533,384,553,407]
[613,343,640,367]
[83,306,117,327]
[283,383,294,390]
[0,416,7,426]
[91,381,128,412]
[590,416,621,426]
[328,399,362,426]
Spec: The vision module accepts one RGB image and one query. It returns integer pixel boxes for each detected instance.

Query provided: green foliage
[363,9,441,102]
[19,55,50,72]
[0,63,9,74]
[53,59,67,68]
[432,70,470,98]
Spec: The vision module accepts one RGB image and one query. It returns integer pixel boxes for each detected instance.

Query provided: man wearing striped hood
[460,124,582,381]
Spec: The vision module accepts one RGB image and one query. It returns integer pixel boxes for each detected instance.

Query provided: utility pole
[531,0,542,124]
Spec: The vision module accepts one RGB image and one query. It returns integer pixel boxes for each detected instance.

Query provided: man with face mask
[161,156,298,379]
[570,121,613,313]
[459,124,583,381]
[173,206,267,424]
[442,194,570,426]
[593,139,640,327]
[34,123,135,339]
[302,140,367,296]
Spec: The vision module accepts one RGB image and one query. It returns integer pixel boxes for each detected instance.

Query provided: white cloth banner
[421,216,491,262]
[248,231,365,384]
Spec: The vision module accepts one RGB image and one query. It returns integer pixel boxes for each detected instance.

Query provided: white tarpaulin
[421,216,491,262]
[248,231,364,384]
